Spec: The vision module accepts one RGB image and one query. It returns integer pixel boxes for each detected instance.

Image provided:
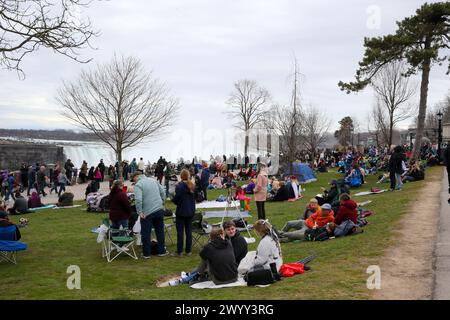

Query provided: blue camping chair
[0,225,28,264]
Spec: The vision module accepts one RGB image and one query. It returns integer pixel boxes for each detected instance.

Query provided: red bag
[279,263,305,278]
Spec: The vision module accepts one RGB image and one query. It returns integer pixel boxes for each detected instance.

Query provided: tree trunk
[117,147,123,182]
[389,112,394,148]
[412,57,431,159]
[244,133,249,158]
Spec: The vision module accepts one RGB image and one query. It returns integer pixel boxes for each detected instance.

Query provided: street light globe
[437,110,443,120]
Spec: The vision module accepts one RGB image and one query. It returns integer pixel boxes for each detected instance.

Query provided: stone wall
[0,143,65,170]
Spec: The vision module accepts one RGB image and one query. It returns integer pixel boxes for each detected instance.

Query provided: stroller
[86,192,110,212]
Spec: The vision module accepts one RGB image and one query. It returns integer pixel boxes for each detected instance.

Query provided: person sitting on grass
[252,219,283,272]
[278,202,334,243]
[243,178,256,194]
[27,191,43,209]
[210,175,222,189]
[223,220,248,265]
[278,198,322,239]
[269,181,290,202]
[334,193,358,225]
[193,228,238,285]
[109,180,132,230]
[403,160,425,183]
[85,180,99,199]
[8,192,30,215]
[0,201,21,240]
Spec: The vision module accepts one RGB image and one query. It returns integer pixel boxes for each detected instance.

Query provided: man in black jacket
[196,228,238,285]
[388,146,405,191]
[223,220,248,265]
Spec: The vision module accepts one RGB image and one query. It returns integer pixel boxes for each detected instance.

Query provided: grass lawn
[0,166,442,300]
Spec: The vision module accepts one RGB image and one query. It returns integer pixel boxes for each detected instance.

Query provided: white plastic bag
[133,217,141,233]
[96,224,109,243]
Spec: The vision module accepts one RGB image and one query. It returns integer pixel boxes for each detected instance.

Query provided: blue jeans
[140,209,166,256]
[175,216,193,254]
[58,183,66,197]
[111,219,129,230]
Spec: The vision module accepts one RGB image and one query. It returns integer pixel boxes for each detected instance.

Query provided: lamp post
[437,110,443,163]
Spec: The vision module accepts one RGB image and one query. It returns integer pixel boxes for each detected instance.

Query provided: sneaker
[171,252,182,257]
[141,255,151,259]
[351,227,364,235]
[168,279,181,286]
[158,251,169,257]
[184,252,192,257]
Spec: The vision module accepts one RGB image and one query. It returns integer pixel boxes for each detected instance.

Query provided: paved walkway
[433,168,450,300]
[38,180,134,205]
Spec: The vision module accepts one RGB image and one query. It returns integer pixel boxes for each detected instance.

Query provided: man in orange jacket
[279,203,334,242]
[305,203,335,229]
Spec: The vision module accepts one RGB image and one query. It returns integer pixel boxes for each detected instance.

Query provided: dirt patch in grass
[373,168,443,300]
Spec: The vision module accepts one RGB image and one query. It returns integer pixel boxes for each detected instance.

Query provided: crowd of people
[2,140,449,286]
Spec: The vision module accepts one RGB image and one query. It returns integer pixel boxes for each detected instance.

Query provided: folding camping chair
[101,219,138,262]
[191,211,212,249]
[0,225,28,264]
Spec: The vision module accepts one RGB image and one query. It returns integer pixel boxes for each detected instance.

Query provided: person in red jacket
[108,180,132,229]
[335,193,358,225]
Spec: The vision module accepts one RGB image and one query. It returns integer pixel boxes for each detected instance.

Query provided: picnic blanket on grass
[203,210,251,219]
[190,277,247,289]
[53,205,82,209]
[28,204,56,211]
[196,200,240,209]
[354,189,387,196]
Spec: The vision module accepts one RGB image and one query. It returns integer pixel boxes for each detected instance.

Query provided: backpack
[305,227,330,241]
[349,171,362,188]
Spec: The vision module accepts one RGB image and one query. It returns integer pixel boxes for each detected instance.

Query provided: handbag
[245,266,275,286]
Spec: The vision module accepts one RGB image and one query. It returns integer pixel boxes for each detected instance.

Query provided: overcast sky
[0,0,448,161]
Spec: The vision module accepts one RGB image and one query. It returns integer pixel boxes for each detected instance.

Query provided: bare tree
[370,100,390,146]
[0,0,97,76]
[57,55,179,179]
[301,105,331,159]
[226,79,270,156]
[371,61,417,147]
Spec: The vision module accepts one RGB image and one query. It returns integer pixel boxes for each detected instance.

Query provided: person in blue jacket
[172,169,196,257]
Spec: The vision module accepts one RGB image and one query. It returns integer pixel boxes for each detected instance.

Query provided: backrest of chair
[192,211,203,230]
[0,225,17,241]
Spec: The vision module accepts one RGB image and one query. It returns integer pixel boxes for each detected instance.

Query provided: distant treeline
[0,129,100,142]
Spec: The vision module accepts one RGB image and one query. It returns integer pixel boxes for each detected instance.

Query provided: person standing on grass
[389,146,405,191]
[171,169,195,257]
[133,170,168,258]
[200,162,210,202]
[254,163,269,220]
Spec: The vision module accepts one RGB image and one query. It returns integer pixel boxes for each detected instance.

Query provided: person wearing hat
[305,203,335,229]
[279,202,334,243]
